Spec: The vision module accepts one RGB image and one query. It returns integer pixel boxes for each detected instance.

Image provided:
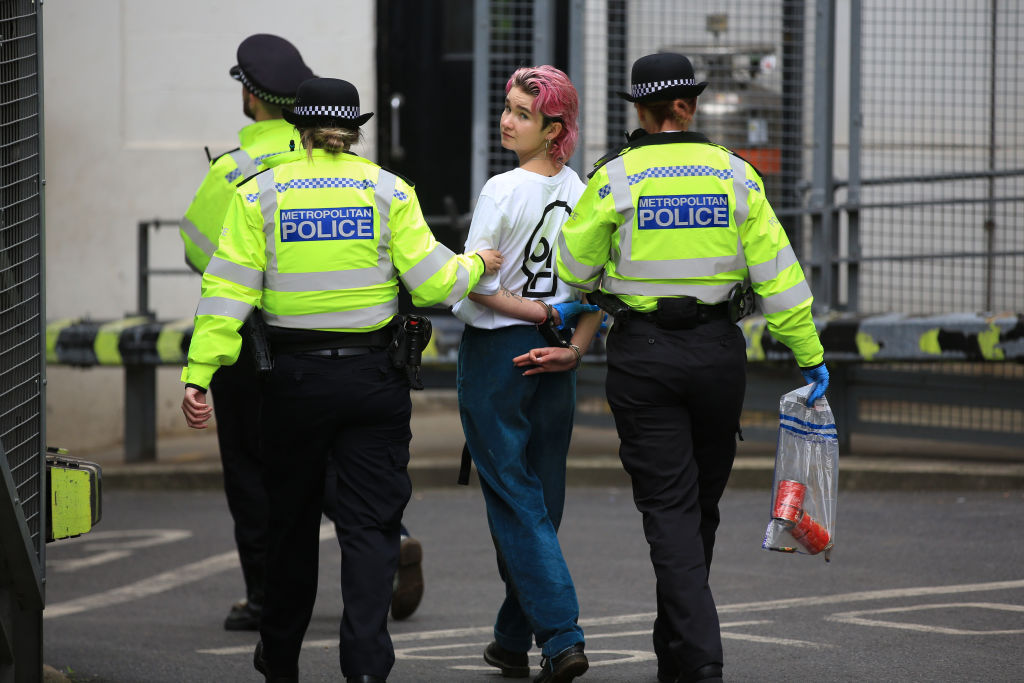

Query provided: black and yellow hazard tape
[44,312,1024,367]
[49,317,194,367]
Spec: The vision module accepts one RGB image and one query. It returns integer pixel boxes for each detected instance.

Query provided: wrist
[475,253,486,271]
[536,300,552,325]
[568,344,582,369]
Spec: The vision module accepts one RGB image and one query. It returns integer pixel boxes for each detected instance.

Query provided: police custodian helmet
[230,34,315,107]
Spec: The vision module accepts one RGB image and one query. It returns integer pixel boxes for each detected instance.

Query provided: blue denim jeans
[457,324,585,658]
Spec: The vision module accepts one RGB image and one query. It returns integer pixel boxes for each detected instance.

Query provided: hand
[477,249,503,275]
[551,301,600,330]
[512,347,578,375]
[182,386,213,429]
[800,363,830,406]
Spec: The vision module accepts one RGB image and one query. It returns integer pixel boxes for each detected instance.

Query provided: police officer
[180,35,428,632]
[178,33,313,632]
[181,77,501,683]
[552,53,829,683]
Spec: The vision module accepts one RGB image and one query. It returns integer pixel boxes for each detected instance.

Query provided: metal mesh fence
[577,0,817,221]
[0,0,44,561]
[852,0,1024,314]
[484,0,535,178]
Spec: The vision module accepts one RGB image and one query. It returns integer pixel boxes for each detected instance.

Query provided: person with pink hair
[453,65,601,683]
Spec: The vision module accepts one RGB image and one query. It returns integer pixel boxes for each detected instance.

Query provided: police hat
[282,78,374,129]
[617,52,708,103]
[229,34,315,107]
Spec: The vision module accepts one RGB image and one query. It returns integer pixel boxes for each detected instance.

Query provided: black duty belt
[272,326,395,356]
[299,346,381,358]
[623,301,730,326]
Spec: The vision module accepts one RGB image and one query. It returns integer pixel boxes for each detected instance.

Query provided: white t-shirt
[453,165,587,329]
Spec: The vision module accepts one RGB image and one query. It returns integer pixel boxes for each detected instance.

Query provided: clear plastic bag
[761,384,838,560]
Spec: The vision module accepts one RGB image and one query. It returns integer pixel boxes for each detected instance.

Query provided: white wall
[43,0,377,453]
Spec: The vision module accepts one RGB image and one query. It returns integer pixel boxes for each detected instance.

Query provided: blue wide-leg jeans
[457,324,585,658]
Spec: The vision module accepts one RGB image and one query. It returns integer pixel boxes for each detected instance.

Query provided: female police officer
[181,77,501,683]
[536,53,829,683]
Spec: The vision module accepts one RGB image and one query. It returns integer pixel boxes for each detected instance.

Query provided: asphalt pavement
[42,487,1024,682]
[83,390,1024,493]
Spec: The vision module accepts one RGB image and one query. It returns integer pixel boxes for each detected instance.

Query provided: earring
[545,139,551,153]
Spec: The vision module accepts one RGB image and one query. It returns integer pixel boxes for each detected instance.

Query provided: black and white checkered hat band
[232,69,296,106]
[292,105,361,119]
[631,78,698,99]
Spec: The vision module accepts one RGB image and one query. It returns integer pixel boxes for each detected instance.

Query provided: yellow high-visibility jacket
[557,131,824,367]
[182,148,485,389]
[179,119,299,273]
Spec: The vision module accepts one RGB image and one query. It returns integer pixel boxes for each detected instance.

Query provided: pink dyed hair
[505,65,579,166]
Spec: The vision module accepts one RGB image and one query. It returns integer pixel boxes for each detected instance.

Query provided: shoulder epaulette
[237,166,274,189]
[709,143,765,183]
[209,146,240,165]
[381,165,415,188]
[586,129,648,179]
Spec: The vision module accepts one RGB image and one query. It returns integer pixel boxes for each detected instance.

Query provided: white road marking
[45,524,335,619]
[47,529,192,573]
[48,550,131,573]
[827,602,1024,635]
[197,579,1024,657]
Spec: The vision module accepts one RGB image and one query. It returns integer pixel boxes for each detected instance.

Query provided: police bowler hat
[230,34,315,107]
[617,52,708,103]
[282,78,374,129]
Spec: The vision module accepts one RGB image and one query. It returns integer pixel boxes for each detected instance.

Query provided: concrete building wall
[43,0,377,453]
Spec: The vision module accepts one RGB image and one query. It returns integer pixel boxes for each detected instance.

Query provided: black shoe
[224,598,262,631]
[391,535,424,620]
[676,663,723,683]
[253,641,298,683]
[346,677,386,683]
[534,643,588,683]
[484,641,530,678]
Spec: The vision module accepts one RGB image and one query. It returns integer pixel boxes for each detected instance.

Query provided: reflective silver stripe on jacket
[229,149,258,182]
[205,256,264,291]
[401,245,456,292]
[195,296,254,321]
[608,155,746,287]
[601,276,736,301]
[760,278,812,315]
[749,243,798,284]
[556,231,603,286]
[441,259,472,307]
[180,216,216,259]
[255,170,280,275]
[262,299,399,329]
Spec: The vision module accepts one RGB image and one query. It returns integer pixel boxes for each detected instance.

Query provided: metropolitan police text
[280,207,375,242]
[637,194,729,230]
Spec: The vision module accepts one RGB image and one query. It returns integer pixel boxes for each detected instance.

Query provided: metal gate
[0,0,46,678]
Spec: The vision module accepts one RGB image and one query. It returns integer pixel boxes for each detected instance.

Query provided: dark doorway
[376,0,474,253]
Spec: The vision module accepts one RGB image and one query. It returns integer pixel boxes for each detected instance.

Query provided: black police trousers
[208,337,267,606]
[605,316,746,678]
[258,348,412,680]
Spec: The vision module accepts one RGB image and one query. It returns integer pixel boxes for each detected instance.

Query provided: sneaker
[534,643,588,683]
[224,598,261,631]
[391,535,424,620]
[483,641,530,678]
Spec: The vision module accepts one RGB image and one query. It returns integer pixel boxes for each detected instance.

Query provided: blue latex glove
[552,301,600,330]
[800,363,830,406]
